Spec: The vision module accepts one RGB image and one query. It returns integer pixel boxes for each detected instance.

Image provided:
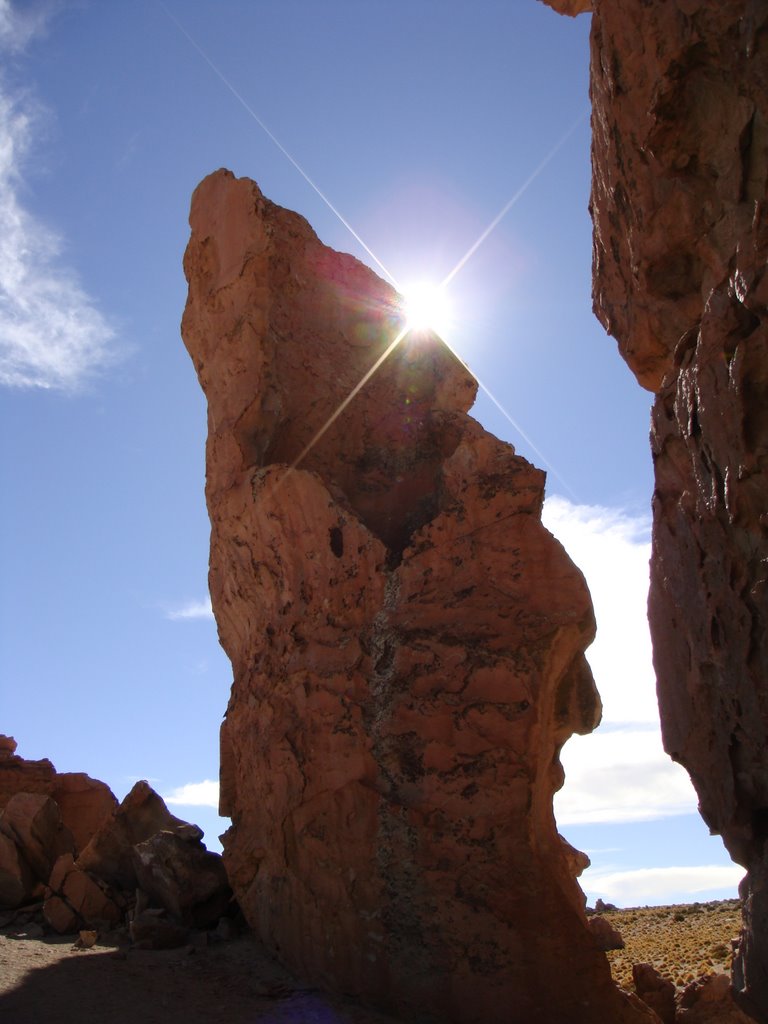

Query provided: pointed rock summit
[181,169,650,1023]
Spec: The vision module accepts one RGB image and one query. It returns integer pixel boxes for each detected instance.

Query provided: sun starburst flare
[401,282,454,337]
[161,1,584,496]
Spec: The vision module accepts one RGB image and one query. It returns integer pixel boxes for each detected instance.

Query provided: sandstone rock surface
[538,0,592,16]
[78,780,203,890]
[0,738,116,857]
[132,831,232,928]
[0,832,34,909]
[632,963,676,1024]
[0,742,229,944]
[589,913,625,951]
[580,2,768,1017]
[0,794,74,883]
[50,774,118,855]
[0,737,54,810]
[182,168,649,1023]
[678,974,760,1024]
[43,853,122,934]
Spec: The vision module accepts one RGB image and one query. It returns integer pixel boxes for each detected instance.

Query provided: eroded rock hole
[329,526,344,557]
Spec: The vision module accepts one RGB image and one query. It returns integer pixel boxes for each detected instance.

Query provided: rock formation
[541,0,768,1017]
[181,169,653,1023]
[0,738,232,946]
[0,736,55,808]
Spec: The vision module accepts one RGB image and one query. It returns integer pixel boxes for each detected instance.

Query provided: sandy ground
[0,928,400,1024]
[0,901,742,1023]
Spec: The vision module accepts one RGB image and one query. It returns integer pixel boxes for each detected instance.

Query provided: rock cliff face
[181,169,652,1023]
[543,0,768,1016]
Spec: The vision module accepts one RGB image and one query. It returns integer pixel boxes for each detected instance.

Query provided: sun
[401,281,454,338]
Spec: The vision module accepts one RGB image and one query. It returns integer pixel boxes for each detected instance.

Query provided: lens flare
[402,282,454,337]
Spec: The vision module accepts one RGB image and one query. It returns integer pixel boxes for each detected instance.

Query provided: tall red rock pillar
[543,1,768,1016]
[181,169,649,1023]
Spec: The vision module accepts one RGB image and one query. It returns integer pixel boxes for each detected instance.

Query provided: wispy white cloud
[555,727,697,825]
[543,497,702,827]
[165,597,214,621]
[0,2,118,391]
[0,0,49,53]
[581,864,744,906]
[543,497,656,725]
[164,779,220,808]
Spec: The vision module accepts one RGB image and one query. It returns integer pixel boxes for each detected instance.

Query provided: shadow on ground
[0,934,402,1024]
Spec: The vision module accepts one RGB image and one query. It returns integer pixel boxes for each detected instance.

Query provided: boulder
[181,168,650,1023]
[0,737,17,758]
[0,793,74,882]
[632,963,675,1024]
[0,739,117,861]
[0,736,55,810]
[51,773,118,855]
[678,974,759,1023]
[132,831,232,928]
[588,914,625,951]
[0,831,34,909]
[595,898,617,913]
[43,852,122,934]
[77,781,202,889]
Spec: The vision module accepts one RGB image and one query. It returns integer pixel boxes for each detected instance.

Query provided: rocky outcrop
[77,780,203,890]
[679,974,761,1024]
[50,774,117,853]
[538,0,592,16]
[0,736,55,808]
[0,740,232,944]
[132,832,232,928]
[0,736,116,852]
[181,168,651,1023]
[0,793,74,883]
[633,963,676,1024]
[589,914,625,951]
[541,1,767,1017]
[44,852,123,934]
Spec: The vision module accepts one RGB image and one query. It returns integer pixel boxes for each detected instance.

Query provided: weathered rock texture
[543,1,768,1017]
[0,740,231,942]
[0,736,55,809]
[182,169,651,1023]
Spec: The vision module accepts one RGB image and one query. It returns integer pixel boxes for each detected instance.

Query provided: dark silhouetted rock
[132,831,232,928]
[0,793,74,883]
[0,831,34,909]
[544,1,768,1015]
[632,963,675,1024]
[43,852,122,934]
[678,973,759,1024]
[77,781,202,890]
[130,909,189,950]
[588,914,625,951]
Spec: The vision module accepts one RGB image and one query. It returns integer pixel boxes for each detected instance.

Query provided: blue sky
[0,0,742,907]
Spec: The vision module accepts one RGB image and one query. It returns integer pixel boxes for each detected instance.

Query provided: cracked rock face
[559,0,767,1015]
[182,169,650,1023]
